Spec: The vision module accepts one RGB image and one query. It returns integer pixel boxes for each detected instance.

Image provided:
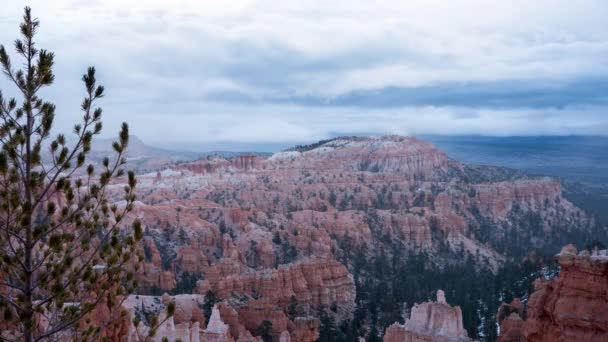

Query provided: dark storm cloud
[269,78,608,109]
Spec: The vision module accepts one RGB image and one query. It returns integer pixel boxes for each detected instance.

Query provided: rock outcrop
[497,245,608,342]
[497,313,524,342]
[496,299,524,342]
[525,245,608,341]
[383,290,471,342]
[274,136,452,177]
[198,257,355,316]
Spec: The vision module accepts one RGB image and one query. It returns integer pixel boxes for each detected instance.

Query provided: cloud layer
[1,0,607,149]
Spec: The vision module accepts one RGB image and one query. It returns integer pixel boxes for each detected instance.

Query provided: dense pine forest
[317,203,608,341]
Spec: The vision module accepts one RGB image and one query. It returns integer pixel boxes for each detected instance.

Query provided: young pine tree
[0,7,148,341]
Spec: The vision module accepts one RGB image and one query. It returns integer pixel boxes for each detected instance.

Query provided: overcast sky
[1,1,607,150]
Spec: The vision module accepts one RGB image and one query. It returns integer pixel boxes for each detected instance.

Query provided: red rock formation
[473,180,566,219]
[197,257,355,317]
[222,233,241,259]
[107,135,592,340]
[271,136,452,178]
[291,317,320,342]
[384,290,471,342]
[496,245,608,342]
[165,294,206,327]
[236,299,290,338]
[498,313,525,342]
[497,298,523,320]
[174,241,209,274]
[159,271,177,291]
[496,298,524,342]
[192,257,353,340]
[122,136,586,290]
[216,302,262,341]
[520,245,608,342]
[177,157,231,174]
[232,153,260,170]
[176,154,261,175]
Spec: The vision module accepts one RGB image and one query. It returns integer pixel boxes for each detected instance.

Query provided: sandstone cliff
[196,257,353,339]
[197,257,355,314]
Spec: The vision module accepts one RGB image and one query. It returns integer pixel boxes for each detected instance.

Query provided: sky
[1,0,607,151]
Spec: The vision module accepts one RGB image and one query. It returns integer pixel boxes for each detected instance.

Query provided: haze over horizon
[1,0,608,149]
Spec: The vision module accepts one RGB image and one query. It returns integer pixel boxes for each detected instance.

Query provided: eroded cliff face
[384,290,471,342]
[194,257,351,340]
[497,245,608,342]
[103,135,591,340]
[197,257,355,314]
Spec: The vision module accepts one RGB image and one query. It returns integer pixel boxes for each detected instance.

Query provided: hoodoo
[384,290,471,342]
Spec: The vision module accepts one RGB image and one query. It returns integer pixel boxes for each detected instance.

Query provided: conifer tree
[0,7,147,341]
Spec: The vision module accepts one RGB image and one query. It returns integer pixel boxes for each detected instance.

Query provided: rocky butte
[497,245,608,342]
[97,135,596,340]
